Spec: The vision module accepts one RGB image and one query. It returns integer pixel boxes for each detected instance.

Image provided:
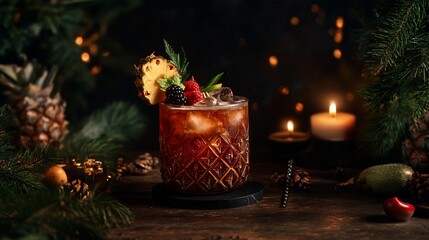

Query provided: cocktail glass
[159,97,249,193]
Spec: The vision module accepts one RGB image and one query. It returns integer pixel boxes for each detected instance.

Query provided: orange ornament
[44,165,68,187]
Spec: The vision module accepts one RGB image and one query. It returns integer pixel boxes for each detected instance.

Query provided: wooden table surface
[108,150,429,240]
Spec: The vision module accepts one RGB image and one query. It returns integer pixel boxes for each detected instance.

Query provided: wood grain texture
[108,151,429,240]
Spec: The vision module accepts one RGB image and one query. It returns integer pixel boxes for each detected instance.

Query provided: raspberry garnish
[183,78,200,92]
[184,90,203,106]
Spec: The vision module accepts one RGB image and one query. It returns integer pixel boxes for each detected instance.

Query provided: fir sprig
[0,105,15,160]
[360,0,429,157]
[163,39,190,81]
[0,145,54,195]
[69,101,145,144]
[0,190,133,239]
[0,100,137,239]
[364,0,429,76]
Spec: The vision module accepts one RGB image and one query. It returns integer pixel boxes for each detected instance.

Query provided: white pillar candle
[310,102,356,141]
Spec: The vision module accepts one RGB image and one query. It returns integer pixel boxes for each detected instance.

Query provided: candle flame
[287,120,294,132]
[329,102,336,118]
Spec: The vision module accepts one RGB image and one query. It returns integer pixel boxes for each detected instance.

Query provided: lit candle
[269,120,310,142]
[310,102,356,141]
[269,120,311,156]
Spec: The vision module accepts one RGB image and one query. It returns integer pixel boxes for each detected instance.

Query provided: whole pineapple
[0,59,68,148]
[402,112,429,173]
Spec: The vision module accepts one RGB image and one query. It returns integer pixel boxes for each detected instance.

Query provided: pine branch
[0,146,53,195]
[163,39,190,81]
[70,101,145,143]
[0,105,15,160]
[0,187,133,239]
[364,0,428,76]
[83,193,134,228]
[359,0,429,157]
[362,99,411,157]
[62,137,122,160]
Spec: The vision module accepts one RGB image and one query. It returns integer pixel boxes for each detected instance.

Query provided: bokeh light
[81,52,90,62]
[333,49,342,59]
[311,4,320,13]
[75,36,83,46]
[295,102,304,112]
[91,66,101,75]
[290,16,300,26]
[336,16,344,29]
[269,55,279,67]
[334,32,343,43]
[279,86,290,95]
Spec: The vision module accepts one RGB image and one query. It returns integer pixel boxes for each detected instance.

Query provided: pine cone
[61,179,91,201]
[123,153,160,175]
[83,159,103,176]
[271,167,312,190]
[407,173,429,202]
[403,113,429,172]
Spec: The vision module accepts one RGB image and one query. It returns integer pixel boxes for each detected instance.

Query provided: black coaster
[152,181,264,209]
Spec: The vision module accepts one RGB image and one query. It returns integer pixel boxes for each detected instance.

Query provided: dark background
[1,0,376,152]
[95,0,372,151]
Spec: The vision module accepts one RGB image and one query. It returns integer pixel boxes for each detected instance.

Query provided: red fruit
[184,90,203,105]
[183,78,200,92]
[383,197,415,221]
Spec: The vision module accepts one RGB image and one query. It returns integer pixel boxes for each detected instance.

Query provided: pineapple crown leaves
[163,39,190,81]
[0,60,58,90]
[157,74,184,91]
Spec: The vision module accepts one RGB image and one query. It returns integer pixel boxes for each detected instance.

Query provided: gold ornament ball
[44,165,68,187]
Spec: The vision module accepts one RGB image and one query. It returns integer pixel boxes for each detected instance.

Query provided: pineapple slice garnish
[138,54,179,104]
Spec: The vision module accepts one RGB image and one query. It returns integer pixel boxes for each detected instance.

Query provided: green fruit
[357,163,414,196]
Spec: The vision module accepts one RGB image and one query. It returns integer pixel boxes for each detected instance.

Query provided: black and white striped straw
[281,159,294,208]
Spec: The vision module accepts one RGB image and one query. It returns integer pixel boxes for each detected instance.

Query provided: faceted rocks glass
[159,98,249,193]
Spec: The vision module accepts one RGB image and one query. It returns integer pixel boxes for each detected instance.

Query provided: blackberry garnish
[166,85,187,105]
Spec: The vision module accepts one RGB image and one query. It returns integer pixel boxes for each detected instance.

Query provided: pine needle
[364,0,429,75]
[70,101,145,143]
[360,0,429,157]
[0,190,132,239]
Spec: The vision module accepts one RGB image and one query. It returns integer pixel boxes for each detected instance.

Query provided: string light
[75,36,83,46]
[336,16,344,29]
[81,52,90,62]
[334,32,343,43]
[290,16,300,26]
[269,55,279,67]
[333,49,342,59]
[295,102,304,112]
[91,66,101,75]
[89,44,98,55]
[330,16,344,58]
[311,4,319,13]
[279,86,290,95]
